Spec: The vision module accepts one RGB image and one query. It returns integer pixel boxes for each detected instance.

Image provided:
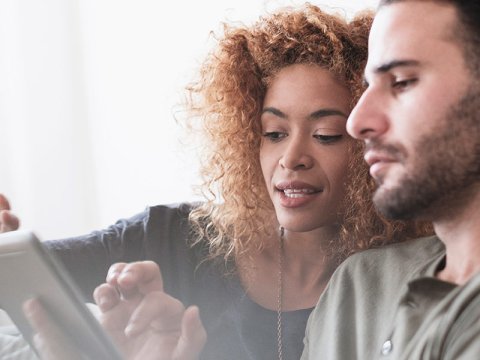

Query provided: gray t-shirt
[302,236,444,359]
[398,269,480,359]
[302,235,480,359]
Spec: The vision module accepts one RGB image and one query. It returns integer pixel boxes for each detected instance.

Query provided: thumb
[0,194,11,210]
[0,211,20,232]
[24,299,83,360]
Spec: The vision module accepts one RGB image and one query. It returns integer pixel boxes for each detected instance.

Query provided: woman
[0,3,431,359]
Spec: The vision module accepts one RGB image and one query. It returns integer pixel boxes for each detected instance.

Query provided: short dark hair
[379,0,480,74]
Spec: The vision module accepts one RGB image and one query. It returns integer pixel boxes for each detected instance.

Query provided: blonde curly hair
[184,3,432,266]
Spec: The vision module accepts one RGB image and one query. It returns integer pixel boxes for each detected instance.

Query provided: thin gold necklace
[277,226,285,360]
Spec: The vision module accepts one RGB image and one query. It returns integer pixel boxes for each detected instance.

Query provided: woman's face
[260,64,354,232]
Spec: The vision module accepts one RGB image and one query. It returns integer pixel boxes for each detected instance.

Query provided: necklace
[277,226,285,360]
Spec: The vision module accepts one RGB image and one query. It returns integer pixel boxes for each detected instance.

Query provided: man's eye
[262,132,287,142]
[313,134,343,144]
[392,78,418,91]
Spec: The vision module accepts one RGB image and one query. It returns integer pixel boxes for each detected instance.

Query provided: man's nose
[347,87,389,141]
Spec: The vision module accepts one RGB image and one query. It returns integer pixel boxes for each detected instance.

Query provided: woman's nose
[279,137,314,170]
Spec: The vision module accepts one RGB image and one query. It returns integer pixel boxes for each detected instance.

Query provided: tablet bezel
[0,230,123,359]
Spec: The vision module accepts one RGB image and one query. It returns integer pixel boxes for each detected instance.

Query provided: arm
[44,203,197,303]
[0,193,152,301]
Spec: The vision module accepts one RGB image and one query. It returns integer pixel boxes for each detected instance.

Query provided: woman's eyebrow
[262,107,285,118]
[262,107,347,120]
[309,109,347,120]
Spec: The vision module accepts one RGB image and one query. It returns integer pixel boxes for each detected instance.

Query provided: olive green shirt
[301,236,480,359]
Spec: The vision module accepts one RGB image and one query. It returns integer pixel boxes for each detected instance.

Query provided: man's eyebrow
[374,59,420,74]
[363,60,421,85]
[262,107,347,119]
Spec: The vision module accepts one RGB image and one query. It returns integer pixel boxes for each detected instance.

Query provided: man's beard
[373,85,480,221]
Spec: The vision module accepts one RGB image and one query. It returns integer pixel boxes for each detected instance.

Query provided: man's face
[347,1,480,221]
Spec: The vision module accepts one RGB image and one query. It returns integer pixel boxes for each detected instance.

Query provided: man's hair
[379,0,480,73]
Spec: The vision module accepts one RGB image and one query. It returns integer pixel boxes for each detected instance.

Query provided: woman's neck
[237,226,339,311]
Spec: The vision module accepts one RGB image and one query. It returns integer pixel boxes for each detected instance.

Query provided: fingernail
[22,299,35,316]
[98,295,109,308]
[124,322,139,338]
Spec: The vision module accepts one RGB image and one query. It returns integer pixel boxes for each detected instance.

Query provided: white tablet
[0,230,123,359]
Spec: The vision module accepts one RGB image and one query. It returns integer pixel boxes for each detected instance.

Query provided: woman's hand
[0,194,20,232]
[23,298,86,360]
[94,261,207,360]
[24,261,207,360]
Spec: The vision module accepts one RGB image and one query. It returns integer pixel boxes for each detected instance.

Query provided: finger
[0,194,19,232]
[173,306,207,360]
[93,283,121,312]
[0,194,11,210]
[23,299,82,360]
[23,298,47,336]
[0,210,20,232]
[117,261,164,296]
[106,262,129,285]
[125,291,184,337]
[106,263,141,304]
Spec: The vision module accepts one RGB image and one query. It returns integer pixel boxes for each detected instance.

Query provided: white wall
[0,0,378,239]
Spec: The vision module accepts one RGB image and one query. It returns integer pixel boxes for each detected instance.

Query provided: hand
[23,262,207,360]
[0,194,20,232]
[94,261,207,360]
[23,298,85,360]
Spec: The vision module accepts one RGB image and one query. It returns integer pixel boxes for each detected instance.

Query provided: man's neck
[435,188,480,285]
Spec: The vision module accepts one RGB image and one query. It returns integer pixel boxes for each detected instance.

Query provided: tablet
[0,230,123,359]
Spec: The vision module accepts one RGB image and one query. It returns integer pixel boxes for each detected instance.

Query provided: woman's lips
[275,181,323,208]
[283,188,316,198]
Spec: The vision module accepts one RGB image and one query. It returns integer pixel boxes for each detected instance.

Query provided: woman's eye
[313,134,343,144]
[392,78,418,91]
[262,132,287,142]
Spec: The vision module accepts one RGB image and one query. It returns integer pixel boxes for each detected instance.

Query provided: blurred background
[0,0,379,239]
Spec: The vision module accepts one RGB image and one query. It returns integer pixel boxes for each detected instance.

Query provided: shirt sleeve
[0,333,38,360]
[43,203,196,302]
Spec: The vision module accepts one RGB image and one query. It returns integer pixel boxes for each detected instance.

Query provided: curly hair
[184,3,432,266]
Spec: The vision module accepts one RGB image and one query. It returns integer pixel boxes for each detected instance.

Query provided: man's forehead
[366,1,459,73]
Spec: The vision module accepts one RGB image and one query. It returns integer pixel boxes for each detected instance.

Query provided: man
[302,0,480,359]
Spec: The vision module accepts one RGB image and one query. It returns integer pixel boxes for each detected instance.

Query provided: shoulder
[317,236,445,309]
[141,202,213,263]
[337,235,444,280]
[148,202,200,219]
[131,202,202,231]
[136,202,203,241]
[303,236,444,358]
